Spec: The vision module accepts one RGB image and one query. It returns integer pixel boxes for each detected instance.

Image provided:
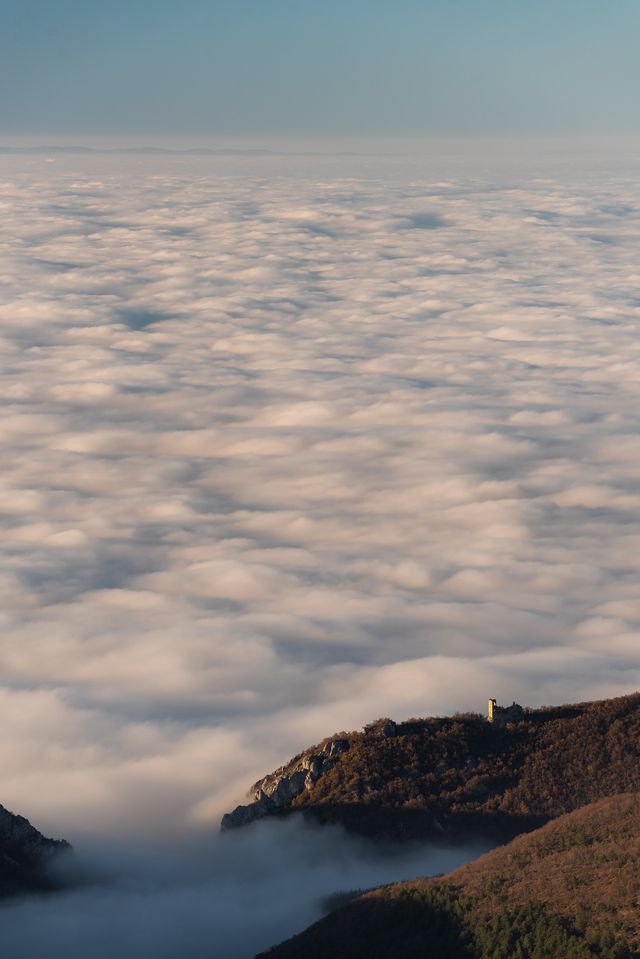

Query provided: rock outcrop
[0,803,70,896]
[221,737,350,831]
[363,718,398,738]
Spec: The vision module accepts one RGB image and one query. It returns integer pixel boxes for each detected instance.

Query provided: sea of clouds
[1,141,640,845]
[0,819,490,958]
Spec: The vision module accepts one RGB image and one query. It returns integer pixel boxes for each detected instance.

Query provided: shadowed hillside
[259,792,640,958]
[223,693,640,841]
[0,804,69,896]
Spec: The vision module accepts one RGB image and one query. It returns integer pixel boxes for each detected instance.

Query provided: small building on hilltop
[487,698,524,725]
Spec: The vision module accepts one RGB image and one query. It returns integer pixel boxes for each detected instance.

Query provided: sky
[2,0,640,139]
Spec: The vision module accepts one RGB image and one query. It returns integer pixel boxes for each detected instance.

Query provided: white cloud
[1,146,640,839]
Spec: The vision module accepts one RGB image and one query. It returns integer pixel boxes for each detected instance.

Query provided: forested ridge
[281,693,640,839]
[259,793,640,958]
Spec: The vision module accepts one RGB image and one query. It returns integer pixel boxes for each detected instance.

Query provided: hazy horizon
[3,133,640,151]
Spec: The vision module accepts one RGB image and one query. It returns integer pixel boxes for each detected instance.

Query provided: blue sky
[2,0,640,140]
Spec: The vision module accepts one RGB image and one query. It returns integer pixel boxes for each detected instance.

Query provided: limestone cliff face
[221,737,350,830]
[0,803,70,895]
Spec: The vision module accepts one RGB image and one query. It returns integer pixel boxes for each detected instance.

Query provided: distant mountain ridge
[222,693,640,841]
[0,145,277,156]
[0,804,69,896]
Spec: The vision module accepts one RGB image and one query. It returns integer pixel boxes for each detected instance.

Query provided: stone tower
[487,698,524,725]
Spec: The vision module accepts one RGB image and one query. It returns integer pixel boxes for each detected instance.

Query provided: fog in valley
[0,817,490,958]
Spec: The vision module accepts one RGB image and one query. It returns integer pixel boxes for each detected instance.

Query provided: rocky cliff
[221,734,354,830]
[0,803,70,896]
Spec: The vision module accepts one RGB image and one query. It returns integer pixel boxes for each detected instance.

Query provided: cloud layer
[1,144,640,837]
[0,819,488,959]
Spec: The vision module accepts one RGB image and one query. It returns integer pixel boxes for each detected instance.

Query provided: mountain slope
[0,804,69,896]
[259,792,640,958]
[223,693,640,840]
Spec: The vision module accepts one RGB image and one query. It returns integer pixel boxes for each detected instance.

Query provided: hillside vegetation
[231,693,640,839]
[259,792,640,958]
